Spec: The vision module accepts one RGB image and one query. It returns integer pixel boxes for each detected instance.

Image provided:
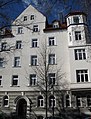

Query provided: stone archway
[16,98,27,118]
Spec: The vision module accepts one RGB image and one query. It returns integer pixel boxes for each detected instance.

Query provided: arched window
[38,95,44,107]
[49,95,55,107]
[37,116,43,119]
[3,95,9,107]
[66,94,70,107]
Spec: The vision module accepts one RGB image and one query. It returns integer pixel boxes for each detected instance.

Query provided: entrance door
[17,98,27,118]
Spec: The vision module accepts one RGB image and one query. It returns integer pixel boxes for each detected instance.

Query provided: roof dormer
[52,20,60,28]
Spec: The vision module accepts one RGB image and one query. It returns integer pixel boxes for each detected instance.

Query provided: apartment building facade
[0,4,91,119]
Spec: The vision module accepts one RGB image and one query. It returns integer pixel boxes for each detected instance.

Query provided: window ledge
[10,85,20,87]
[12,66,21,68]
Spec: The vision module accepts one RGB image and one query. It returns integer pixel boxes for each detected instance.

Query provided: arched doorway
[17,98,27,118]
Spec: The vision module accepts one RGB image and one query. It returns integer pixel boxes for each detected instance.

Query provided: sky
[0,0,91,26]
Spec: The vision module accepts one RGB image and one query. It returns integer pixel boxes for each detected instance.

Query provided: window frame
[48,37,56,46]
[48,54,56,65]
[75,31,81,40]
[74,49,86,60]
[33,25,39,32]
[37,95,44,107]
[31,55,38,66]
[76,69,88,83]
[16,41,22,49]
[49,95,56,108]
[48,73,56,85]
[3,95,9,107]
[73,16,79,24]
[14,57,21,67]
[18,27,23,34]
[0,58,4,68]
[32,39,38,48]
[23,16,27,21]
[30,74,37,86]
[0,76,2,86]
[30,15,34,20]
[12,75,19,86]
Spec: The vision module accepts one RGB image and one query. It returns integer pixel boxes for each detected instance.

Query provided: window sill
[12,66,21,68]
[30,46,39,48]
[10,85,20,87]
[29,64,39,66]
[48,63,57,65]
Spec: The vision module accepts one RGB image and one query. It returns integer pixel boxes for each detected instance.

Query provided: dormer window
[53,22,59,28]
[23,16,27,21]
[73,16,79,24]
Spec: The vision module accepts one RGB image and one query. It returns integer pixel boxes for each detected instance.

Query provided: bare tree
[30,41,69,118]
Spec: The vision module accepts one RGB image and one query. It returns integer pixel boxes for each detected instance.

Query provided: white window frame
[33,25,39,32]
[75,31,81,40]
[38,95,44,107]
[3,95,9,107]
[74,49,86,60]
[23,16,27,21]
[32,39,38,47]
[30,74,37,86]
[0,76,2,86]
[76,96,82,107]
[0,58,4,67]
[49,95,56,107]
[31,55,38,66]
[18,27,23,34]
[30,15,34,20]
[14,57,21,67]
[48,73,56,85]
[49,54,56,65]
[48,37,56,46]
[16,41,22,49]
[1,42,7,51]
[12,75,19,86]
[73,16,79,24]
[76,69,88,83]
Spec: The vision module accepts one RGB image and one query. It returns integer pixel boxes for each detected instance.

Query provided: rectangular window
[18,27,23,34]
[32,39,38,47]
[74,49,86,60]
[1,42,8,51]
[49,54,56,65]
[14,57,21,67]
[30,74,37,86]
[31,55,37,66]
[76,96,82,107]
[16,41,22,49]
[49,37,55,46]
[48,73,55,85]
[30,15,34,20]
[12,75,18,86]
[73,16,79,24]
[0,58,4,67]
[76,69,88,82]
[0,76,2,86]
[75,31,81,40]
[33,25,39,32]
[23,16,27,21]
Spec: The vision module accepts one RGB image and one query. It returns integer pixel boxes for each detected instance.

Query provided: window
[76,70,88,82]
[49,54,56,65]
[0,76,2,86]
[1,42,8,51]
[49,95,55,107]
[76,96,82,107]
[12,75,18,86]
[16,41,22,49]
[18,27,23,34]
[30,74,37,86]
[73,16,79,24]
[69,33,72,42]
[66,95,70,107]
[74,49,86,60]
[31,55,37,66]
[48,73,55,85]
[32,39,38,47]
[49,37,55,46]
[37,116,43,119]
[14,57,21,67]
[87,95,91,107]
[3,95,9,107]
[75,31,81,40]
[30,15,34,20]
[33,25,39,32]
[23,16,27,21]
[38,95,44,107]
[0,58,4,67]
